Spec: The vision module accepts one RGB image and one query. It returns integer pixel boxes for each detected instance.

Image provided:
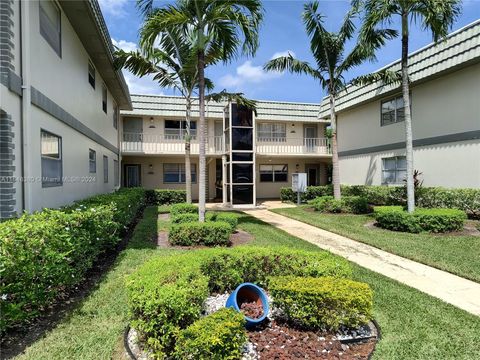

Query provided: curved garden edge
[123,319,383,360]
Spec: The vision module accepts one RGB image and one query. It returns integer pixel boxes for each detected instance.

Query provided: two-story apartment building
[0,0,131,219]
[120,95,332,205]
[319,19,480,189]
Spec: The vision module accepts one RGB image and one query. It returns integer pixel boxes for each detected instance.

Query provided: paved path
[243,208,480,317]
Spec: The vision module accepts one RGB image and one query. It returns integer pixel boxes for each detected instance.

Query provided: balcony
[121,133,331,156]
[256,137,331,156]
[122,133,224,155]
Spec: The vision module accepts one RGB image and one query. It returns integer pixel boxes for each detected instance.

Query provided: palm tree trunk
[185,98,192,204]
[401,12,415,213]
[329,94,341,200]
[197,50,206,222]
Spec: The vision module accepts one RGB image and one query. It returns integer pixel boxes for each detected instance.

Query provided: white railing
[122,133,331,156]
[256,137,331,155]
[122,133,224,154]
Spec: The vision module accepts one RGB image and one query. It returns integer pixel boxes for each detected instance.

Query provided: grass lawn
[273,206,480,283]
[14,206,480,360]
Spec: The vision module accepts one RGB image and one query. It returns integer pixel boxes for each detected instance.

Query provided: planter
[226,283,269,328]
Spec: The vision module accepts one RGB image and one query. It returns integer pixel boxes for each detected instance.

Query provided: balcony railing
[122,133,224,154]
[121,133,331,156]
[256,137,331,155]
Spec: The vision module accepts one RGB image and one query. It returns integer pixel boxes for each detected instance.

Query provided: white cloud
[271,50,296,59]
[98,0,128,17]
[112,38,137,52]
[219,60,282,89]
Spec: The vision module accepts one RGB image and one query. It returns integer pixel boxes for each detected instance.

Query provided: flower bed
[126,247,359,358]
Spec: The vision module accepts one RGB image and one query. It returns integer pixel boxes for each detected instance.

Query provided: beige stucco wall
[337,63,480,153]
[29,0,119,147]
[255,157,330,198]
[122,156,218,201]
[339,139,480,188]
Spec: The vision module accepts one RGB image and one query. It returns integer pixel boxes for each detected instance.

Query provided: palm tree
[138,0,263,221]
[264,1,395,200]
[114,28,207,204]
[360,0,461,212]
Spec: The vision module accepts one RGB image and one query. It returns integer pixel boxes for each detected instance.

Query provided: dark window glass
[88,61,95,88]
[381,95,408,126]
[232,153,253,162]
[232,185,253,204]
[232,163,253,183]
[163,163,196,183]
[39,0,61,57]
[103,156,108,183]
[102,85,107,114]
[231,104,253,127]
[41,130,62,187]
[232,128,253,150]
[89,149,96,173]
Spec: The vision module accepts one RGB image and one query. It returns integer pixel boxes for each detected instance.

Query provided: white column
[222,154,227,206]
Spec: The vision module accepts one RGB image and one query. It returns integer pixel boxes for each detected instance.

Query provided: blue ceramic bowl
[226,283,269,328]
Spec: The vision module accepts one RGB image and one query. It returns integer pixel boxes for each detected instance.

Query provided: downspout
[19,0,31,212]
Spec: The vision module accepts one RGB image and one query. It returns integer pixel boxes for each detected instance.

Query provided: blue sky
[99,0,480,103]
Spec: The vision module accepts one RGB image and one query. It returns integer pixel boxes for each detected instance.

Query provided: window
[114,160,119,186]
[113,103,118,129]
[259,164,288,182]
[382,156,407,184]
[41,130,62,187]
[164,120,197,139]
[257,123,286,142]
[102,84,107,114]
[88,60,95,88]
[39,0,61,56]
[89,149,96,173]
[103,155,108,183]
[381,95,407,126]
[163,163,197,183]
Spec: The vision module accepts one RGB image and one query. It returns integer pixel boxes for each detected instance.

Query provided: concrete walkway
[243,208,480,317]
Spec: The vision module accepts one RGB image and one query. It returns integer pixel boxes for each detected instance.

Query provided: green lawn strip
[15,209,480,359]
[272,207,480,283]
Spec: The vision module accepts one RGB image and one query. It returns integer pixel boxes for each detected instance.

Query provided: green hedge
[126,247,352,357]
[146,189,186,205]
[206,212,238,231]
[282,185,480,217]
[374,206,467,233]
[171,213,198,224]
[169,222,232,246]
[310,196,369,214]
[173,308,246,360]
[269,276,373,331]
[0,188,145,332]
[170,203,198,217]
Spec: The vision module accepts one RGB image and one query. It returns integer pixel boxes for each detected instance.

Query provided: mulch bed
[241,301,264,319]
[248,321,376,359]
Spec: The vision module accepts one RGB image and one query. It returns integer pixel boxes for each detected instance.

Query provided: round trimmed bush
[374,206,467,233]
[126,247,352,358]
[206,212,238,231]
[310,196,369,214]
[269,276,373,331]
[171,213,198,224]
[170,203,198,217]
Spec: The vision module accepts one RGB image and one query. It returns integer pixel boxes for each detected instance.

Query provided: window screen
[89,149,96,173]
[163,163,197,183]
[88,60,95,88]
[381,95,407,126]
[382,156,407,184]
[259,164,288,182]
[41,130,62,187]
[103,155,108,183]
[114,160,119,186]
[39,0,61,56]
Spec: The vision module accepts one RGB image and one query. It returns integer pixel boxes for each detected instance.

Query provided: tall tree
[114,28,208,204]
[360,0,461,212]
[139,0,263,221]
[264,0,395,200]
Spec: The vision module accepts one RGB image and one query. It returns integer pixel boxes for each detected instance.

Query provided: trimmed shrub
[126,247,352,357]
[373,205,404,215]
[169,222,232,247]
[206,212,238,231]
[374,207,467,233]
[269,276,373,331]
[146,189,186,205]
[310,196,369,214]
[200,247,352,293]
[0,188,145,332]
[0,206,118,331]
[171,213,198,224]
[173,308,247,360]
[170,203,198,217]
